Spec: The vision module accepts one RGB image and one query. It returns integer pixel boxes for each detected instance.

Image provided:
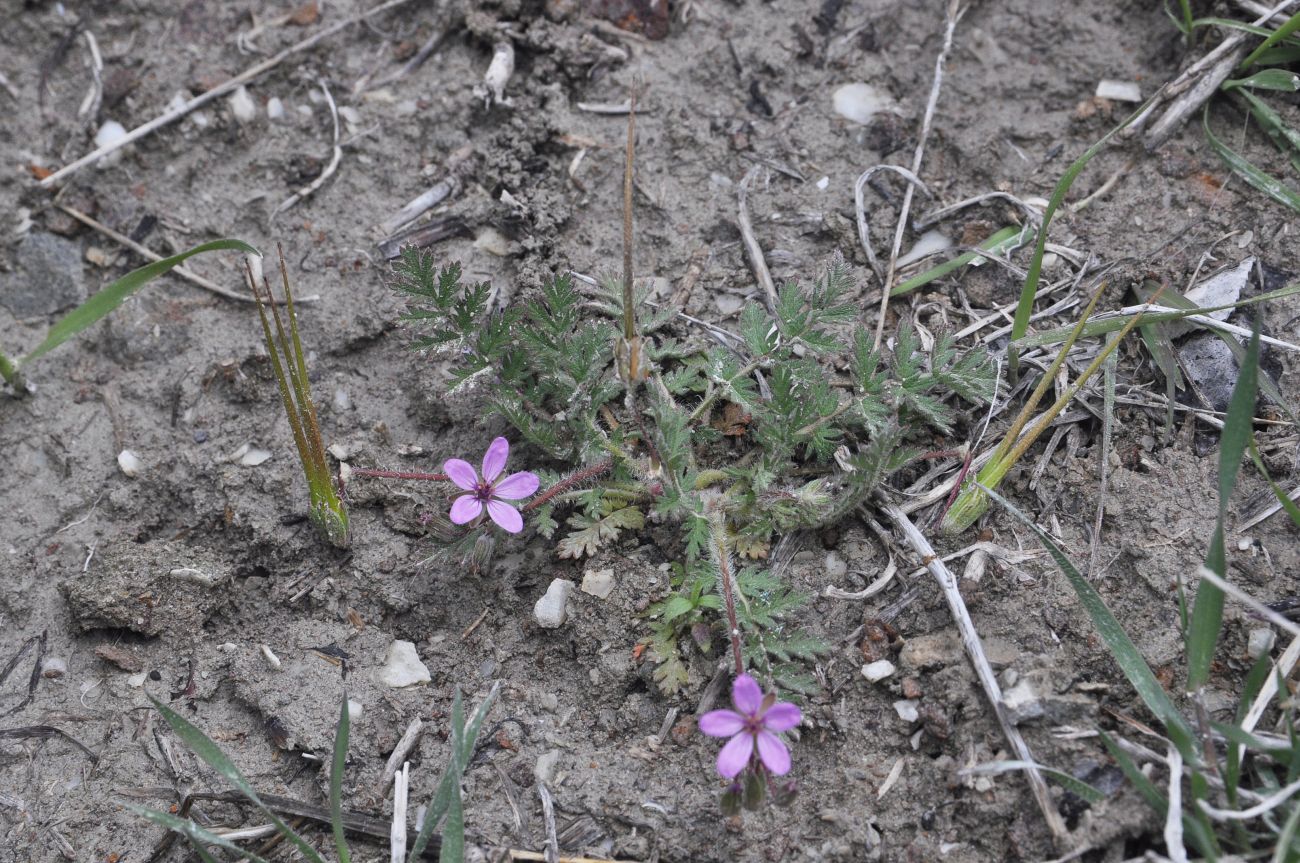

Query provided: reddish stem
[522,458,614,512]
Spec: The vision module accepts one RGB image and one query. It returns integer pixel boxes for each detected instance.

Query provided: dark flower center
[473,480,495,502]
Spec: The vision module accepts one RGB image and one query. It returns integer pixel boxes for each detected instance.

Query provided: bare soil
[2,1,1298,862]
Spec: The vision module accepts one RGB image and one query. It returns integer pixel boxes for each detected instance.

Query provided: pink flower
[698,674,801,778]
[443,437,539,534]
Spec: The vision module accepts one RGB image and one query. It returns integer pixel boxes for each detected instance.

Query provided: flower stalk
[249,247,349,548]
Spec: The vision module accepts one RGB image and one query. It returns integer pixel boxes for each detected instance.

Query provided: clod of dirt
[898,630,962,671]
[4,232,86,316]
[94,644,144,672]
[63,541,231,637]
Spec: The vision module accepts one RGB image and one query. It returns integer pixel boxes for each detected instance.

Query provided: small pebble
[862,660,896,683]
[832,82,896,125]
[473,227,510,257]
[126,672,147,688]
[347,699,364,723]
[1248,628,1276,660]
[534,579,574,629]
[535,749,561,784]
[380,640,431,688]
[333,388,352,412]
[260,644,282,670]
[266,97,285,120]
[228,85,257,123]
[117,449,143,477]
[581,568,615,599]
[893,700,919,723]
[824,552,847,579]
[539,692,559,712]
[193,429,209,443]
[41,657,68,679]
[1095,79,1141,103]
[715,293,744,316]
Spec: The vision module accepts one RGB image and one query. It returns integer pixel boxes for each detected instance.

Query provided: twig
[53,203,306,304]
[1143,47,1246,150]
[391,762,409,863]
[1164,744,1188,863]
[737,165,778,313]
[537,782,559,863]
[872,0,962,351]
[379,718,424,802]
[38,0,414,187]
[877,499,1070,844]
[854,165,931,286]
[272,80,342,220]
[76,30,103,123]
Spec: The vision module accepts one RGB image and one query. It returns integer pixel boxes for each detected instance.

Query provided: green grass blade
[1186,319,1259,690]
[129,805,273,863]
[149,696,327,863]
[331,696,352,863]
[1241,11,1300,69]
[459,681,499,763]
[1234,90,1300,173]
[1251,439,1300,528]
[1223,69,1300,91]
[962,760,1105,803]
[22,239,258,365]
[891,225,1027,297]
[1204,106,1300,215]
[984,486,1197,754]
[439,764,466,863]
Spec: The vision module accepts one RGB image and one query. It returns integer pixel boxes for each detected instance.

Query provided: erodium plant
[377,249,996,712]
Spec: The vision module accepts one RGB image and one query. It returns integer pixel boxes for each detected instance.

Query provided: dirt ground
[2,1,1299,861]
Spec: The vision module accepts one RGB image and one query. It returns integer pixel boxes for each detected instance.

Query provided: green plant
[382,249,996,696]
[0,239,257,394]
[133,685,498,862]
[249,249,349,548]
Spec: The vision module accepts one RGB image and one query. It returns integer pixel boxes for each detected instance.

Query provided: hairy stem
[522,459,614,512]
[350,468,449,482]
[709,513,745,676]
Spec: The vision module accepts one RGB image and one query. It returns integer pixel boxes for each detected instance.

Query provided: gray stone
[1001,679,1045,725]
[534,579,574,628]
[861,660,896,682]
[581,568,615,599]
[6,232,86,316]
[824,552,848,579]
[899,630,962,671]
[534,749,561,784]
[1248,627,1276,660]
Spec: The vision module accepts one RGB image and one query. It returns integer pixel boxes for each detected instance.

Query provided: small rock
[824,552,847,579]
[4,232,87,316]
[347,699,364,723]
[1248,628,1276,660]
[534,579,574,629]
[126,672,147,688]
[117,450,143,477]
[260,644,282,671]
[94,644,143,672]
[535,749,561,784]
[94,119,127,151]
[715,293,744,316]
[1095,80,1141,103]
[832,82,898,125]
[539,692,559,712]
[266,96,285,120]
[1178,333,1239,413]
[862,660,896,682]
[380,640,431,688]
[893,699,919,723]
[229,443,272,466]
[901,677,923,699]
[193,429,209,444]
[41,657,68,679]
[333,388,352,412]
[899,631,962,671]
[229,85,257,122]
[581,568,615,599]
[1002,678,1045,725]
[473,227,510,257]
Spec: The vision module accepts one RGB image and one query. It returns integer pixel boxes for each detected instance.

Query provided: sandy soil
[2,1,1298,861]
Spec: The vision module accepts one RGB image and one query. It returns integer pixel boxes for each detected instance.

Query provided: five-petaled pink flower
[443,437,539,534]
[698,674,801,778]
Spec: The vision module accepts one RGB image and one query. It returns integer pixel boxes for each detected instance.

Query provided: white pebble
[1095,79,1142,103]
[483,41,515,107]
[347,699,364,723]
[260,644,282,670]
[473,227,510,257]
[228,85,257,123]
[380,640,431,688]
[94,120,127,150]
[816,176,830,190]
[893,699,919,723]
[117,449,143,477]
[41,657,68,679]
[229,443,272,466]
[266,97,285,120]
[127,672,147,688]
[862,660,896,683]
[333,388,352,412]
[1248,628,1276,660]
[581,568,615,599]
[825,552,847,579]
[832,82,897,126]
[534,579,574,629]
[535,749,561,784]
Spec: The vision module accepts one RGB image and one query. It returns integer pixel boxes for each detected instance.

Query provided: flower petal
[755,730,792,776]
[482,437,509,483]
[493,471,539,500]
[761,702,802,732]
[486,499,523,533]
[716,732,754,779]
[698,710,746,738]
[444,459,478,491]
[449,495,483,524]
[731,674,762,716]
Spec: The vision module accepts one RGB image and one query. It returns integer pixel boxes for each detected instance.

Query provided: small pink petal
[444,459,478,491]
[449,495,483,524]
[732,674,762,716]
[482,437,509,483]
[493,471,539,500]
[762,702,802,732]
[716,732,754,779]
[698,710,746,738]
[486,499,523,533]
[756,730,791,775]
